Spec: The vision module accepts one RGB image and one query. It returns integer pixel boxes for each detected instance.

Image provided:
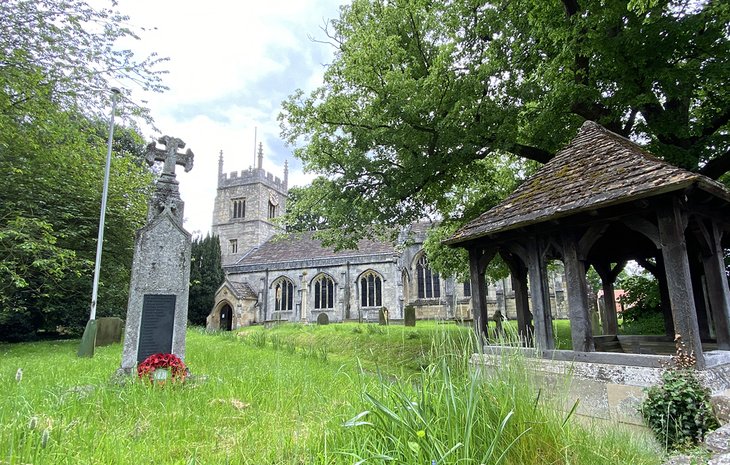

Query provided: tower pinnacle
[257,142,263,170]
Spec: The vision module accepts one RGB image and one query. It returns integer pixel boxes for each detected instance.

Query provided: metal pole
[79,87,120,358]
[89,87,120,320]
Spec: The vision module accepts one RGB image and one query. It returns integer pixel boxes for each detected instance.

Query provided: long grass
[0,323,659,464]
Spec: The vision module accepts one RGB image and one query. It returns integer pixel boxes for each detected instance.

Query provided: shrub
[640,338,718,450]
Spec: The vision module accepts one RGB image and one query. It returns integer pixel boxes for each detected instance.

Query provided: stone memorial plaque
[137,294,176,363]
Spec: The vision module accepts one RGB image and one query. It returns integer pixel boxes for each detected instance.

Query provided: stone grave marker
[119,136,194,373]
[95,317,123,346]
[404,305,416,327]
[316,312,329,325]
[378,307,389,325]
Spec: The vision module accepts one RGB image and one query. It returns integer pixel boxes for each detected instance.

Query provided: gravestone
[119,136,194,373]
[95,317,123,347]
[404,305,416,327]
[378,307,389,325]
[316,312,329,325]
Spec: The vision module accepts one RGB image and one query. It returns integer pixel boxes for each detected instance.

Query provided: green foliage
[641,351,718,450]
[0,0,167,122]
[188,234,224,326]
[617,272,662,324]
[280,0,730,274]
[0,0,162,340]
[0,113,151,340]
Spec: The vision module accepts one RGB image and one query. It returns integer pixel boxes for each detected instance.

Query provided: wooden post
[562,233,595,352]
[701,222,730,350]
[504,252,533,345]
[468,247,494,343]
[526,238,555,350]
[594,261,622,335]
[657,200,704,368]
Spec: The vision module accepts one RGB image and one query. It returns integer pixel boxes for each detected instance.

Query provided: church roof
[235,230,396,269]
[446,121,730,245]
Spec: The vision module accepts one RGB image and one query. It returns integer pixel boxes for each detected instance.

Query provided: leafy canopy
[280,0,729,271]
[0,0,165,339]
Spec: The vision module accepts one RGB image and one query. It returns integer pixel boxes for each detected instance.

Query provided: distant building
[207,147,568,330]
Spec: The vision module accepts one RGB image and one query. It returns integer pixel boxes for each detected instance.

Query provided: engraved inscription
[137,294,175,363]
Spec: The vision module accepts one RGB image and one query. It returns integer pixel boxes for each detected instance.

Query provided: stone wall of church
[224,258,402,325]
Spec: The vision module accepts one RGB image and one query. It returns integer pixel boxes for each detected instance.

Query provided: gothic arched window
[314,274,335,310]
[274,277,294,311]
[360,271,382,307]
[416,255,440,299]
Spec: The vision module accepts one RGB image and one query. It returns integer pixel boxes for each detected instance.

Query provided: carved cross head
[145,135,194,177]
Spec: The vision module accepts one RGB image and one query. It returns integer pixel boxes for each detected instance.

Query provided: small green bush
[640,340,718,450]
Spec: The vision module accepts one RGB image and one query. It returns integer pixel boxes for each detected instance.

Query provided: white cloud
[107,0,342,235]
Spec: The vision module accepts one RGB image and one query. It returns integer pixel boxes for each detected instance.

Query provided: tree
[188,235,225,326]
[0,0,167,123]
[0,0,165,340]
[280,0,729,271]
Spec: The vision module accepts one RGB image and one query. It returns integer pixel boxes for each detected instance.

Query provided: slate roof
[446,121,730,245]
[236,231,396,267]
[228,280,257,299]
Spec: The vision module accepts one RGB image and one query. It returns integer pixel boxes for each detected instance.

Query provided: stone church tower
[211,143,288,265]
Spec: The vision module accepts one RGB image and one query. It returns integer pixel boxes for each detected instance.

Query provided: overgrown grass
[0,323,659,464]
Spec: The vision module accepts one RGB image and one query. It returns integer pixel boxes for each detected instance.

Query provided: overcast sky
[111,0,344,236]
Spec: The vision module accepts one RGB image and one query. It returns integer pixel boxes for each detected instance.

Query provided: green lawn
[0,322,659,464]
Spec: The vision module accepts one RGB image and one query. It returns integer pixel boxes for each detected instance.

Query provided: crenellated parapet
[218,167,288,193]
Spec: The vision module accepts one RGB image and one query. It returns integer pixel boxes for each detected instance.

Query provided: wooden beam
[562,232,595,352]
[701,222,730,350]
[503,250,533,345]
[594,261,621,335]
[624,216,661,249]
[577,224,609,260]
[469,247,495,344]
[527,238,555,350]
[657,200,705,368]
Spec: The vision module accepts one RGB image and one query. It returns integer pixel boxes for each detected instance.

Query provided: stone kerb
[472,348,730,427]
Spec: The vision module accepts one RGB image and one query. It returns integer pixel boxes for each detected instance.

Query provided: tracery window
[268,201,276,219]
[314,275,335,310]
[274,277,294,311]
[360,271,382,307]
[230,239,238,254]
[232,198,245,219]
[416,255,440,299]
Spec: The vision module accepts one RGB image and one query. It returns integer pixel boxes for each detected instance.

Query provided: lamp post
[78,87,121,357]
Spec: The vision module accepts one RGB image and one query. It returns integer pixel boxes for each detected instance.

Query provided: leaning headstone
[316,313,329,325]
[95,317,123,347]
[119,136,194,374]
[379,307,389,325]
[404,305,416,327]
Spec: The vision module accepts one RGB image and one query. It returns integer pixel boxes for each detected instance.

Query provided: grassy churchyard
[1,322,660,464]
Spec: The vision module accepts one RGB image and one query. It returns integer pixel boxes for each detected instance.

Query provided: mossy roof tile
[447,121,730,245]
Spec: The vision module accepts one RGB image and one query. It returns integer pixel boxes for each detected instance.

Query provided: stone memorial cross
[145,136,194,180]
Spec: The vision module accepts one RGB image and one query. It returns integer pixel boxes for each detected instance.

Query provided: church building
[206,146,568,330]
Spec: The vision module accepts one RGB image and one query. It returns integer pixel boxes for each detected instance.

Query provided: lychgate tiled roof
[446,121,730,245]
[237,231,396,266]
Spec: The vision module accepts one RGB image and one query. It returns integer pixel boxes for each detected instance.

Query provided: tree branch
[698,149,730,180]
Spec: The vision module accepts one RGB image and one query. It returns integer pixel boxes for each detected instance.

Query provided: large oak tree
[280,0,729,262]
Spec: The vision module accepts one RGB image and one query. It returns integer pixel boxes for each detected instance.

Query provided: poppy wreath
[137,353,187,383]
